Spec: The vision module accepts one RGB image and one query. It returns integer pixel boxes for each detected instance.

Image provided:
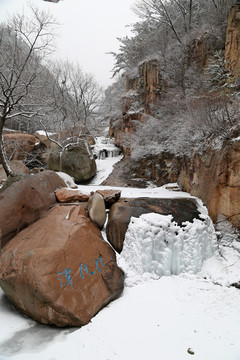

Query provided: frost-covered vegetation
[104,0,240,159]
[0,5,103,176]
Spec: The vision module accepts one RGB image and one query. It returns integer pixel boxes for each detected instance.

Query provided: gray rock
[48,140,96,183]
[88,192,106,230]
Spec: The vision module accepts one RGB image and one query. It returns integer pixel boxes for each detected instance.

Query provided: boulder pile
[0,173,124,327]
[0,173,204,328]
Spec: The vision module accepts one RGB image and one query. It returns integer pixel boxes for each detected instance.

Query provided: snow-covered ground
[0,138,240,360]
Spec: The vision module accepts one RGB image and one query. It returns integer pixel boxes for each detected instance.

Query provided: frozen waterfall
[120,211,217,277]
[93,137,122,160]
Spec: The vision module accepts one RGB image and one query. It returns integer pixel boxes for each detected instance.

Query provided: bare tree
[0,6,57,177]
[48,60,103,131]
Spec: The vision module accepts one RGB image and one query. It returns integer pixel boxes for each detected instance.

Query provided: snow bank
[120,212,217,278]
[57,172,76,188]
[200,243,240,287]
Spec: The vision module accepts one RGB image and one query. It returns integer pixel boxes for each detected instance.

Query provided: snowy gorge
[0,138,240,360]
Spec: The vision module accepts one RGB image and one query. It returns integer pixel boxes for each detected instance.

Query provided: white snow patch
[200,244,240,287]
[77,183,194,199]
[87,155,123,185]
[35,130,55,136]
[232,135,240,142]
[1,276,240,360]
[57,172,76,188]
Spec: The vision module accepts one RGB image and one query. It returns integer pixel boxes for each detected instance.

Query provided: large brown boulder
[0,170,66,249]
[3,133,35,161]
[55,188,90,203]
[0,205,124,327]
[106,197,200,253]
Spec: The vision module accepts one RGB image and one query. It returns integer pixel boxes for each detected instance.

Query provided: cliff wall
[225,5,240,77]
[179,139,240,227]
[110,59,163,154]
[110,5,240,228]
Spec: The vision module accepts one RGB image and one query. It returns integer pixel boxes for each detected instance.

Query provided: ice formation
[93,137,122,159]
[121,212,217,276]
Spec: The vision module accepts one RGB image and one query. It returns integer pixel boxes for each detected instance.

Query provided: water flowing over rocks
[93,137,122,160]
[0,205,124,327]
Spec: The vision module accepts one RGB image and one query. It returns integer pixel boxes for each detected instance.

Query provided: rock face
[131,153,182,187]
[187,34,225,69]
[225,5,240,77]
[88,192,106,230]
[179,139,240,228]
[48,140,96,182]
[0,205,124,327]
[106,197,200,253]
[0,170,66,249]
[3,133,35,162]
[110,59,164,154]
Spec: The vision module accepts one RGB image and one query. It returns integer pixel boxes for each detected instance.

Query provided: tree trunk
[0,117,14,177]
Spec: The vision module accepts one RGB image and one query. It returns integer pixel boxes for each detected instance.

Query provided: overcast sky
[0,0,138,88]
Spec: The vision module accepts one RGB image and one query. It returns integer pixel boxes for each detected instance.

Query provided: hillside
[103,1,240,230]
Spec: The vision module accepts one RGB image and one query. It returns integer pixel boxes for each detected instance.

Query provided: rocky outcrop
[0,205,124,327]
[179,139,240,228]
[187,34,225,69]
[124,60,164,115]
[106,197,200,253]
[131,153,182,187]
[48,140,96,182]
[110,59,164,154]
[225,5,240,77]
[0,170,66,249]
